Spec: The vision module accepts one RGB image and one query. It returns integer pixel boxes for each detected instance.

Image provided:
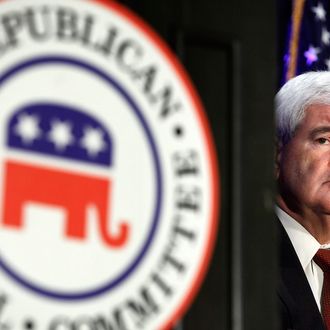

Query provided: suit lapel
[278,222,325,330]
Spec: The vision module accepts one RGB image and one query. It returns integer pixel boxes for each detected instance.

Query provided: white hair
[275,71,330,144]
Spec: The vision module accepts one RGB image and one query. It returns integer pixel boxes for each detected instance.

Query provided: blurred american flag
[282,0,330,83]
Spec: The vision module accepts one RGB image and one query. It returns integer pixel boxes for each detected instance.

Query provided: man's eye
[317,138,329,144]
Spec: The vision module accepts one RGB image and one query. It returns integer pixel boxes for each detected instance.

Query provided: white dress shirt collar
[276,206,320,270]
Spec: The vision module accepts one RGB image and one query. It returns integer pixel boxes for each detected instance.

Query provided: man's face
[278,104,330,215]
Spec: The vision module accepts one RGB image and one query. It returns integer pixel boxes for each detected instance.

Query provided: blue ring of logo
[0,56,163,300]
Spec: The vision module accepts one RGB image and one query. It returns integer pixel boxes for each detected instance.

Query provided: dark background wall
[117,1,278,329]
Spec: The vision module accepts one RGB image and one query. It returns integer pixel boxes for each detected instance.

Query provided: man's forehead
[303,104,330,125]
[291,104,330,138]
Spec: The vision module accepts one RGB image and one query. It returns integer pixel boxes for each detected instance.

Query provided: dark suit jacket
[278,222,325,330]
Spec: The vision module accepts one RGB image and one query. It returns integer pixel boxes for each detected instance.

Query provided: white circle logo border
[0,0,220,329]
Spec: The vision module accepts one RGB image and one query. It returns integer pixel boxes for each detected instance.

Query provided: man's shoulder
[277,220,325,330]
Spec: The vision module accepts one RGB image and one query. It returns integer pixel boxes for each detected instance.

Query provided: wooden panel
[176,32,241,330]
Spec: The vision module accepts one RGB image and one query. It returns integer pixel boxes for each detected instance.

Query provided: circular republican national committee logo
[0,0,219,329]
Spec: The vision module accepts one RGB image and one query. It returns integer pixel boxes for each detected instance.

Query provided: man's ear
[275,138,282,179]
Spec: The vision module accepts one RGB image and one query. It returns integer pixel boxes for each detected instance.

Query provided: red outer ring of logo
[88,1,221,329]
[0,0,221,328]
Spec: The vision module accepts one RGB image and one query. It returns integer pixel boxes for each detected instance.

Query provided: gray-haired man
[275,71,330,330]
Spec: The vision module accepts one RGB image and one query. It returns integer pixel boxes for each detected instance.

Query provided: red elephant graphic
[1,102,129,248]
